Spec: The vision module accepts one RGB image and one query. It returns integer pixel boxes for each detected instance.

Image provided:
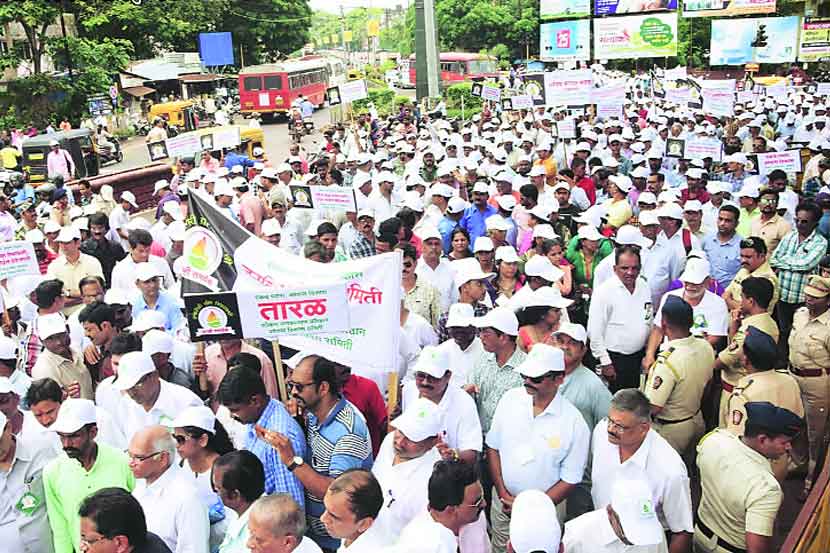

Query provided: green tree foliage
[222,0,312,64]
[0,0,62,74]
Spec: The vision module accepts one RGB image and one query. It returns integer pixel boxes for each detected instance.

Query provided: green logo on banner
[640,17,674,48]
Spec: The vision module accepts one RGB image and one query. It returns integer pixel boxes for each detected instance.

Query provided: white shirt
[590,425,694,534]
[392,511,457,553]
[108,206,130,249]
[588,274,654,366]
[337,522,393,553]
[486,388,590,494]
[653,289,728,339]
[116,380,203,442]
[415,259,456,312]
[642,239,672,307]
[110,254,175,292]
[133,464,210,553]
[657,229,700,283]
[401,384,483,453]
[563,508,669,553]
[437,337,484,388]
[368,192,395,223]
[295,536,324,553]
[402,312,438,349]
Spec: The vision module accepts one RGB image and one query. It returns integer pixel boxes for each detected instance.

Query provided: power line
[225,8,315,24]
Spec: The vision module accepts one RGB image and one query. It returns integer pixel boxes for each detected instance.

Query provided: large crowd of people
[0,71,828,553]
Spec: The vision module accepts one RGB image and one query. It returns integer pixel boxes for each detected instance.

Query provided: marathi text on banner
[0,241,40,281]
[683,0,776,19]
[540,0,590,21]
[702,89,735,117]
[593,13,678,60]
[799,18,830,63]
[756,150,802,176]
[543,69,593,107]
[340,80,369,103]
[684,137,723,162]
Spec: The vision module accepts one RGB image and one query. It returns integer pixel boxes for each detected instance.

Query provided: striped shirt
[243,399,307,507]
[305,398,372,550]
[770,229,828,304]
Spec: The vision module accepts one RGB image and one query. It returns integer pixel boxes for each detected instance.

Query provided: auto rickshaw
[149,100,198,134]
[21,129,99,184]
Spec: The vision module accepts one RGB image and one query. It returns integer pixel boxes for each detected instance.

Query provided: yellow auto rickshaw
[149,100,198,134]
[21,129,99,184]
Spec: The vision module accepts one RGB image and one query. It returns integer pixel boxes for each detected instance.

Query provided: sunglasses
[522,372,555,384]
[172,434,191,445]
[287,380,314,393]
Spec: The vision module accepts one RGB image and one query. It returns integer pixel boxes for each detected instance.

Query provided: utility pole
[414,0,439,101]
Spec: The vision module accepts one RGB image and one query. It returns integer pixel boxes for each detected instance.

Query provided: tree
[223,0,313,64]
[0,0,63,74]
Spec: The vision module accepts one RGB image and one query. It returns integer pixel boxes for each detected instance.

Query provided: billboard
[541,0,590,21]
[683,0,775,18]
[198,32,234,66]
[540,20,591,62]
[594,14,678,60]
[799,18,830,62]
[595,0,677,16]
[710,16,799,65]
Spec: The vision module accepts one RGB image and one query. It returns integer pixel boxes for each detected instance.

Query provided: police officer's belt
[790,366,829,377]
[696,520,746,553]
[653,410,699,425]
[721,381,735,393]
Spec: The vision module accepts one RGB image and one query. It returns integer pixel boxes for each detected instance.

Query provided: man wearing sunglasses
[485,344,590,553]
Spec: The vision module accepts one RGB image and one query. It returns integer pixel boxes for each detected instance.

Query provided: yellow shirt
[726,370,804,435]
[718,313,779,386]
[645,335,715,420]
[722,262,779,314]
[603,198,633,229]
[534,157,558,182]
[788,307,830,371]
[46,253,104,296]
[0,146,21,169]
[31,348,94,400]
[749,214,791,255]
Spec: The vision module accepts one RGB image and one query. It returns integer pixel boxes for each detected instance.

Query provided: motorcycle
[134,119,151,136]
[288,109,303,143]
[98,137,124,165]
[303,117,315,135]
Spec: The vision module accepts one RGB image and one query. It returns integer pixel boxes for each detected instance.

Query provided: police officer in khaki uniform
[695,402,804,553]
[727,326,804,481]
[713,277,779,426]
[723,236,779,315]
[788,274,830,499]
[644,296,715,457]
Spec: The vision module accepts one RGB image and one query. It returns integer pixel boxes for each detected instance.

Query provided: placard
[165,133,203,158]
[685,136,723,161]
[665,138,685,158]
[702,89,735,117]
[339,79,369,103]
[212,127,241,150]
[665,87,691,105]
[594,13,678,60]
[799,18,830,63]
[543,69,593,106]
[147,141,169,161]
[596,101,623,120]
[816,83,830,97]
[471,82,483,98]
[710,16,799,65]
[684,0,776,18]
[481,84,502,102]
[501,98,514,112]
[756,150,802,176]
[595,0,677,15]
[664,66,688,81]
[540,0,590,21]
[310,185,357,213]
[540,20,591,62]
[0,241,39,280]
[327,86,342,106]
[556,118,576,139]
[511,94,534,109]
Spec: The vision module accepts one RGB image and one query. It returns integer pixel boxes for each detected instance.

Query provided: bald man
[247,494,323,553]
[129,425,209,553]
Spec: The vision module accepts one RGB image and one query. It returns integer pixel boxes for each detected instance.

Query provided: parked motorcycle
[134,119,151,136]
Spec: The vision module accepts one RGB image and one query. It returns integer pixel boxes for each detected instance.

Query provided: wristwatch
[287,456,304,472]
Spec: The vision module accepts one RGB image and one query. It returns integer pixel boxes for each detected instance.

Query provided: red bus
[239,57,337,118]
[405,52,499,87]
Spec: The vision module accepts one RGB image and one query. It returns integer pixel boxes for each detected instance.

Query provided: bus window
[264,75,282,90]
[243,76,262,91]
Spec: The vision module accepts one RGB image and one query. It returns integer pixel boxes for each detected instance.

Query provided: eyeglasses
[521,372,554,384]
[414,371,442,383]
[172,434,191,445]
[607,418,637,432]
[80,535,112,548]
[127,450,162,462]
[287,380,315,393]
[464,495,485,509]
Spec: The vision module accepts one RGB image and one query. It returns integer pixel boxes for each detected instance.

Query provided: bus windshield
[467,60,497,74]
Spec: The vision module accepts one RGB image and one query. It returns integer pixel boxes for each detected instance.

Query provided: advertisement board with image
[540,20,591,62]
[709,16,799,65]
[594,13,678,60]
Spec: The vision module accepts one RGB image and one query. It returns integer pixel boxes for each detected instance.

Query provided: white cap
[495,245,520,263]
[446,303,475,328]
[553,322,588,343]
[637,191,657,205]
[485,216,510,233]
[25,229,45,243]
[130,310,167,332]
[50,398,97,434]
[453,265,495,290]
[260,218,282,237]
[737,185,760,199]
[153,179,170,195]
[214,179,234,197]
[639,210,659,226]
[509,489,561,553]
[679,257,710,285]
[135,262,163,282]
[684,199,703,212]
[473,306,519,335]
[630,166,650,179]
[611,479,664,546]
[112,351,156,391]
[522,287,573,310]
[609,174,633,193]
[55,226,81,242]
[142,329,174,355]
[447,197,468,214]
[162,201,184,221]
[413,346,450,378]
[532,224,558,241]
[121,191,138,208]
[472,182,489,194]
[515,343,565,377]
[529,165,547,177]
[614,225,649,247]
[657,202,683,220]
[524,255,564,283]
[43,221,61,235]
[391,398,443,442]
[496,195,517,212]
[104,288,132,306]
[529,204,553,221]
[473,236,495,253]
[167,220,186,242]
[357,208,375,220]
[0,336,17,359]
[415,226,442,243]
[577,225,603,242]
[37,313,68,340]
[170,405,216,433]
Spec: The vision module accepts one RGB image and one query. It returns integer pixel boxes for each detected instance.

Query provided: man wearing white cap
[592,225,650,291]
[31,313,93,400]
[111,351,202,442]
[46,226,103,304]
[460,182,498,245]
[349,209,377,260]
[591,390,693,553]
[129,425,210,553]
[486,344,589,553]
[131,262,183,332]
[437,304,484,388]
[415,226,455,311]
[43,398,135,553]
[142,329,195,391]
[682,200,708,241]
[508,490,561,553]
[564,478,668,552]
[656,202,700,285]
[434,264,492,343]
[109,191,138,250]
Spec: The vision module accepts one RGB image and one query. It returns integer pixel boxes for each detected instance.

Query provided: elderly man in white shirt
[588,245,653,392]
[129,425,209,553]
[415,226,457,311]
[591,390,693,553]
[486,344,590,553]
[436,304,484,388]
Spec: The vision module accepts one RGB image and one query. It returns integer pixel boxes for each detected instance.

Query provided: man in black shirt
[81,212,126,287]
[79,488,172,553]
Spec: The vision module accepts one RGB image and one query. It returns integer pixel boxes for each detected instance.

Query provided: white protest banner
[339,79,369,103]
[596,101,623,120]
[481,84,501,102]
[556,118,576,139]
[665,87,690,105]
[594,81,626,103]
[238,284,349,339]
[736,90,756,104]
[765,83,788,98]
[212,127,241,150]
[817,83,830,97]
[757,150,802,176]
[543,69,593,107]
[511,94,534,109]
[664,66,688,81]
[684,136,723,162]
[310,185,356,213]
[164,133,203,157]
[0,241,39,280]
[702,89,735,117]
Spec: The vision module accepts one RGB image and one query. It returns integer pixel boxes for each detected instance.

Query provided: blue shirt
[223,152,255,170]
[305,398,372,550]
[131,291,184,331]
[460,204,498,245]
[702,232,742,289]
[12,185,35,207]
[244,399,307,506]
[300,100,314,118]
[438,215,459,254]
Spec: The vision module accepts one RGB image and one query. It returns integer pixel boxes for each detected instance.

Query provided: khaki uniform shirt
[718,314,779,386]
[722,262,779,315]
[697,429,782,548]
[645,335,715,420]
[46,253,104,296]
[788,307,830,371]
[31,348,93,400]
[726,370,804,434]
[750,214,791,255]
